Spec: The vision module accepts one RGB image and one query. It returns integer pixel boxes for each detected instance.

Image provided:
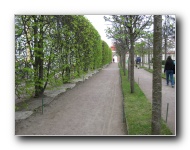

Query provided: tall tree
[134,41,146,67]
[104,15,128,76]
[105,15,152,93]
[163,15,175,60]
[146,32,153,70]
[33,15,45,97]
[152,15,162,135]
[15,15,111,99]
[139,31,153,69]
[124,15,152,93]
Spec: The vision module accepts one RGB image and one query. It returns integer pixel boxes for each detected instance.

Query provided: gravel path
[15,63,127,135]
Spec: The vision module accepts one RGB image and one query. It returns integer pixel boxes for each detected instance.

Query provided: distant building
[122,50,175,64]
[143,50,175,63]
[110,45,116,52]
[110,45,118,62]
[163,51,175,60]
[110,44,175,64]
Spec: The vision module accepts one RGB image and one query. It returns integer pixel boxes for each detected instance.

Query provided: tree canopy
[15,15,112,98]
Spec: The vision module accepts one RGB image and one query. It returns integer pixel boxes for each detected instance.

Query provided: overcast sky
[85,15,113,47]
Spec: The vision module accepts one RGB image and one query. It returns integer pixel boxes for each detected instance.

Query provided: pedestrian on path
[164,56,175,87]
[135,57,141,69]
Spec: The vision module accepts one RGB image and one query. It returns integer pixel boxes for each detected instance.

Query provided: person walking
[136,57,141,69]
[164,56,175,87]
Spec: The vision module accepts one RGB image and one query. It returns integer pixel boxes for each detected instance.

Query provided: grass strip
[144,67,166,79]
[144,67,176,81]
[120,67,172,135]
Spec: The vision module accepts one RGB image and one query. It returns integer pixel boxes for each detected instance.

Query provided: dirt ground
[15,63,127,136]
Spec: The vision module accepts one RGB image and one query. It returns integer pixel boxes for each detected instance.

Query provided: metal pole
[166,103,169,122]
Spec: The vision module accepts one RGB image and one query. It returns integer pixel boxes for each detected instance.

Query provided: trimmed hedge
[15,15,112,98]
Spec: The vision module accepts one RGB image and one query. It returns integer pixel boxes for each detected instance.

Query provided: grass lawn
[144,67,166,79]
[120,67,172,135]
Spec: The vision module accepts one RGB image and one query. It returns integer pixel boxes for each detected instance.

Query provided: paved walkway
[15,63,127,135]
[134,67,176,135]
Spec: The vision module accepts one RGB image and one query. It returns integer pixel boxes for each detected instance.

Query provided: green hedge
[15,15,112,98]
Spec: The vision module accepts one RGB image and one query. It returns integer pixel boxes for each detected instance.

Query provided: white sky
[85,15,113,47]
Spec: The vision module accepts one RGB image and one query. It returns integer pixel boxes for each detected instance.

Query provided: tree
[152,15,162,135]
[105,15,152,93]
[15,15,111,99]
[134,41,146,67]
[163,15,176,60]
[123,15,152,93]
[146,32,154,69]
[104,15,128,76]
[33,15,45,97]
[138,31,154,69]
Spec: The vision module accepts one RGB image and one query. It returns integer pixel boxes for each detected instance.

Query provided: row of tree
[15,15,112,99]
[104,15,153,93]
[105,15,175,92]
[104,15,175,134]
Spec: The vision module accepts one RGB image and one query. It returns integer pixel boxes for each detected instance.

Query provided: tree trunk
[148,48,151,70]
[34,15,44,97]
[141,47,144,67]
[148,39,151,70]
[119,54,122,67]
[38,15,44,95]
[122,51,126,76]
[128,53,131,81]
[43,50,52,92]
[164,36,167,60]
[152,15,162,135]
[130,30,135,93]
[164,15,168,61]
[33,16,39,97]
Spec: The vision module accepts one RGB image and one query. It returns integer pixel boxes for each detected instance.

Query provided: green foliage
[15,15,111,99]
[101,40,112,66]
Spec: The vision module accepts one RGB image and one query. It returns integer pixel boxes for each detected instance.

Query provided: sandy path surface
[15,63,127,135]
